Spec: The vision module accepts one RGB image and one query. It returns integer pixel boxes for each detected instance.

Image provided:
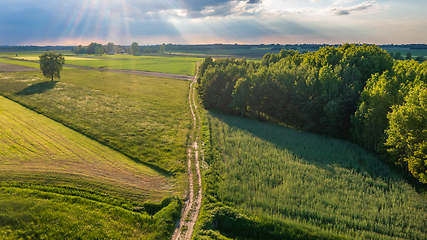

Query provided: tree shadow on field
[210,111,427,189]
[16,81,58,95]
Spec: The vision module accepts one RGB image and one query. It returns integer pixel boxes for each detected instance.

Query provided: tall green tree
[86,42,100,54]
[106,42,115,53]
[394,51,402,60]
[406,52,412,60]
[159,43,165,54]
[131,42,140,56]
[39,52,66,81]
[231,77,251,117]
[385,82,427,183]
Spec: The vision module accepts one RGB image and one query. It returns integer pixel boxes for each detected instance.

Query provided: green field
[0,95,173,200]
[3,53,200,75]
[0,69,191,174]
[381,47,427,58]
[197,111,427,239]
[0,95,183,239]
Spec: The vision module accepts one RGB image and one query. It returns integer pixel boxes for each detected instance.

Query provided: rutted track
[171,77,202,240]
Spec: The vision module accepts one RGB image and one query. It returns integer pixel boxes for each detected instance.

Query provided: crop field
[0,70,191,174]
[202,112,427,239]
[0,95,174,199]
[381,47,427,58]
[65,55,199,75]
[0,94,183,239]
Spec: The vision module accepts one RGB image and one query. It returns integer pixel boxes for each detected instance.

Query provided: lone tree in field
[39,52,66,81]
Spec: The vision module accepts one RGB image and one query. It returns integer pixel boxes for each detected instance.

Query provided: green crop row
[193,107,427,239]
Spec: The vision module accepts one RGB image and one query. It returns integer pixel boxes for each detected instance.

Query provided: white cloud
[330,1,379,15]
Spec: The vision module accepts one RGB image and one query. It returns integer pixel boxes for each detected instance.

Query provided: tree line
[197,43,427,184]
[72,42,166,55]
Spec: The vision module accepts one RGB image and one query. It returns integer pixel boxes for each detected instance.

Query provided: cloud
[247,0,262,4]
[330,1,375,15]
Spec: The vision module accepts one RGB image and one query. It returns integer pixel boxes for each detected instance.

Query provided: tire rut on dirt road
[171,77,202,240]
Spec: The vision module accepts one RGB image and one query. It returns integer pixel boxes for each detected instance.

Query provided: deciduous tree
[39,52,66,81]
[385,82,427,183]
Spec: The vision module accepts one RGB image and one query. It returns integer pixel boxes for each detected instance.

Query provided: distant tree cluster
[197,44,427,184]
[72,42,166,56]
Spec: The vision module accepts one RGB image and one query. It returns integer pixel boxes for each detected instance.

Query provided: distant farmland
[5,53,200,76]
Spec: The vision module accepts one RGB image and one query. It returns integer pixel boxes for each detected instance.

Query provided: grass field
[201,111,427,239]
[0,69,191,175]
[12,56,100,61]
[0,187,155,240]
[381,47,427,58]
[66,55,199,75]
[0,95,183,239]
[0,95,174,200]
[0,58,41,69]
[2,52,200,75]
[0,58,73,70]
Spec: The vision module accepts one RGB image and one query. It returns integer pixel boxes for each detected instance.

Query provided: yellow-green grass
[0,95,174,201]
[202,112,427,239]
[0,58,73,70]
[65,55,199,75]
[0,69,191,176]
[12,56,100,61]
[0,187,157,240]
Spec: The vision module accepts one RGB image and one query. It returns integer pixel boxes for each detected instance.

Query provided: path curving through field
[171,76,203,240]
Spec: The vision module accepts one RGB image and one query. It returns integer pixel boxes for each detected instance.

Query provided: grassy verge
[194,108,427,239]
[0,186,182,240]
[0,70,191,174]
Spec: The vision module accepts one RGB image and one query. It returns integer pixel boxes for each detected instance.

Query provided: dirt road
[171,77,203,240]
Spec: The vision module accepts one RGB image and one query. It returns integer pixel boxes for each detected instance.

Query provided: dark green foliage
[39,51,65,81]
[197,44,391,138]
[131,42,140,56]
[352,60,427,182]
[385,82,427,183]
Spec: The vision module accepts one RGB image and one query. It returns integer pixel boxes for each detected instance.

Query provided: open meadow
[3,53,200,76]
[0,69,191,173]
[0,61,193,239]
[196,111,427,239]
[0,94,182,239]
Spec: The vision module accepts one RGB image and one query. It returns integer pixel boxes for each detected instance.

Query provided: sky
[0,0,426,46]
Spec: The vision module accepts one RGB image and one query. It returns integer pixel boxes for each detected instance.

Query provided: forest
[196,43,427,184]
